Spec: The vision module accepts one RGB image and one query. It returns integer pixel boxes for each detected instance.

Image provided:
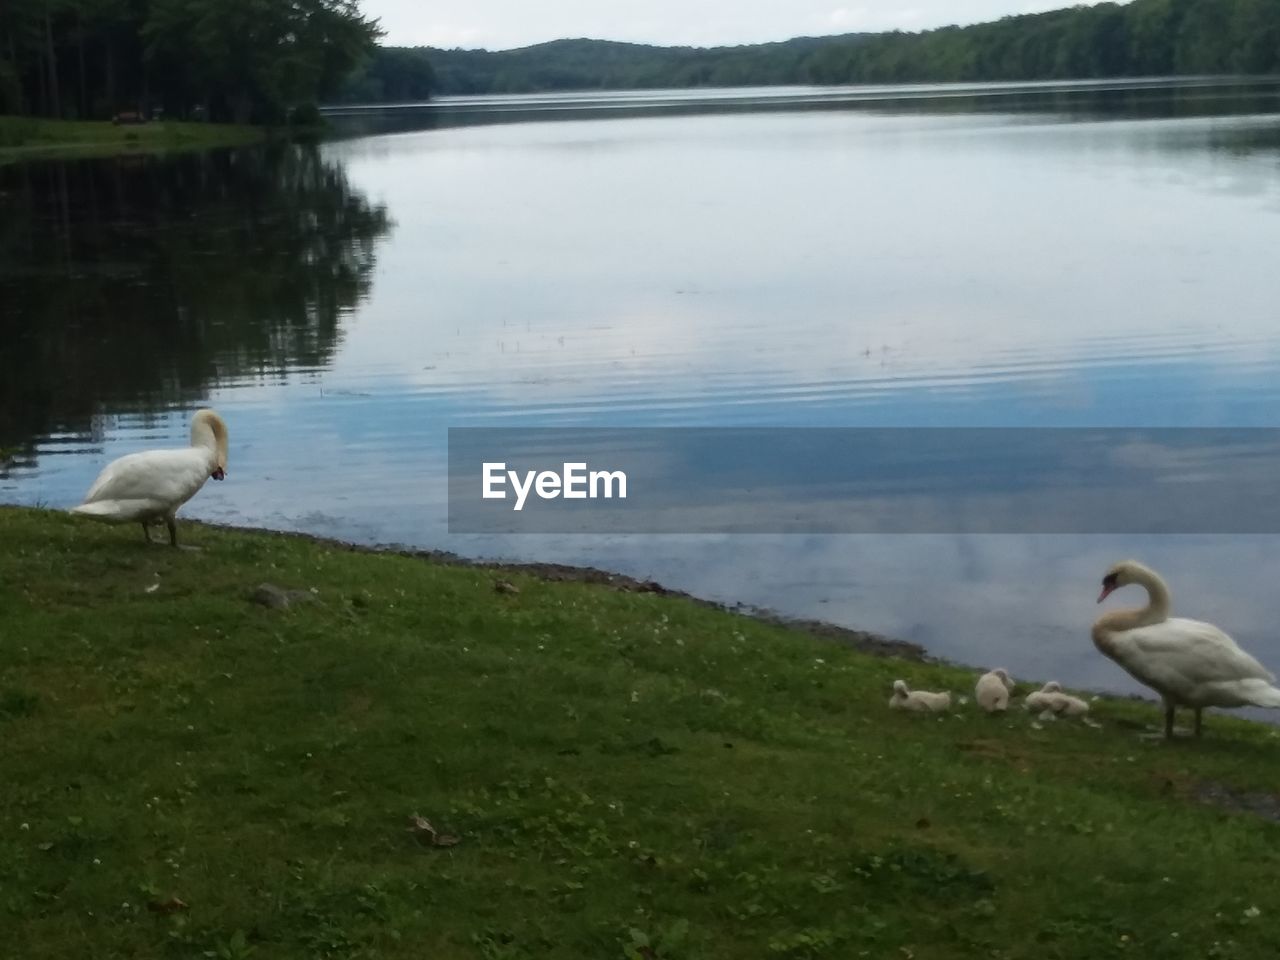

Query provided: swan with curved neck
[70,409,229,547]
[1093,559,1280,738]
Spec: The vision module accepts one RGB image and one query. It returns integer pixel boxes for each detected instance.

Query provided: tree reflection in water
[0,143,393,467]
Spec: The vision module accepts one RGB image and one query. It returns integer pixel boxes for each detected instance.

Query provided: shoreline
[0,506,1195,709]
[199,515,932,663]
[0,503,926,660]
[0,116,266,165]
[177,516,1176,710]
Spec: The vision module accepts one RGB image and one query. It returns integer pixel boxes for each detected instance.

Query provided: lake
[4,77,1280,702]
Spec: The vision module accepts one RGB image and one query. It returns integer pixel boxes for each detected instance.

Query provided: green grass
[3,504,1280,959]
[0,116,263,164]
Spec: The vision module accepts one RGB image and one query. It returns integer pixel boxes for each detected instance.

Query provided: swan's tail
[70,502,115,517]
[68,501,135,523]
[1238,680,1280,709]
[70,497,160,522]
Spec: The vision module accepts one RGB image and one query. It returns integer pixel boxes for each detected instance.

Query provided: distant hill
[427,36,867,94]
[336,0,1280,102]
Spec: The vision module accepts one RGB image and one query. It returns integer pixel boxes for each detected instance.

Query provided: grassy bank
[0,116,263,164]
[3,504,1280,959]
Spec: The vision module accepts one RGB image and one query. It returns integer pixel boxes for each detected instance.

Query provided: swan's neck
[1093,566,1171,644]
[191,421,218,452]
[190,416,228,471]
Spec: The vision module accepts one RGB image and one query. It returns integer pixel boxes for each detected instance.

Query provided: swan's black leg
[1194,708,1203,738]
[166,517,178,547]
[1164,701,1176,739]
[140,522,152,543]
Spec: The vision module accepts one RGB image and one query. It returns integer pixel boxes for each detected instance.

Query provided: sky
[359,0,1110,51]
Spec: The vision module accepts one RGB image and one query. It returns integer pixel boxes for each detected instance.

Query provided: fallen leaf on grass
[147,896,189,914]
[407,814,461,848]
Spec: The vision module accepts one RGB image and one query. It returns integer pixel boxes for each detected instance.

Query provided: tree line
[1,0,379,123]
[4,0,1275,117]
[805,0,1280,84]
[337,0,1279,102]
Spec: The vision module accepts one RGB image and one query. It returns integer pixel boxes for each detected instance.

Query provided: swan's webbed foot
[1164,702,1176,740]
[1194,708,1203,738]
[141,522,153,544]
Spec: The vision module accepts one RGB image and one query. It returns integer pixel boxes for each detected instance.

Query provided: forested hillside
[805,0,1280,83]
[429,35,849,95]
[341,0,1280,102]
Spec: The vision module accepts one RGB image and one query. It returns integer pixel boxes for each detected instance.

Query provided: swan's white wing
[78,449,213,517]
[1112,617,1276,688]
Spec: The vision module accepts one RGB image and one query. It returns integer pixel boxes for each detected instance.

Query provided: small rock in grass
[250,583,317,610]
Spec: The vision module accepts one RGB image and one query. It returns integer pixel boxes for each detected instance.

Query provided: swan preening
[889,679,952,713]
[1024,682,1090,718]
[70,409,229,547]
[975,669,1014,712]
[1093,559,1280,738]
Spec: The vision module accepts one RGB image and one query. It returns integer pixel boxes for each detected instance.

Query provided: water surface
[4,78,1280,705]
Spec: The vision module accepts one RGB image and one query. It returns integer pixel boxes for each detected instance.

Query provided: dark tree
[0,0,380,121]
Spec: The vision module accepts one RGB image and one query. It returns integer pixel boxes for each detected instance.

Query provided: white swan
[1094,559,1280,738]
[975,669,1014,712]
[1024,682,1089,717]
[1023,688,1057,715]
[71,409,228,547]
[889,679,951,713]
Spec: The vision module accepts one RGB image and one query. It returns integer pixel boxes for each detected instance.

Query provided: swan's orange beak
[211,467,225,481]
[1097,584,1115,604]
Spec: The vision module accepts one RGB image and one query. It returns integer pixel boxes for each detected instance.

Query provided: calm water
[4,78,1280,702]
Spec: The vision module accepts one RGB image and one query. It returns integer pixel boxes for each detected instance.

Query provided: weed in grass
[0,688,40,718]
